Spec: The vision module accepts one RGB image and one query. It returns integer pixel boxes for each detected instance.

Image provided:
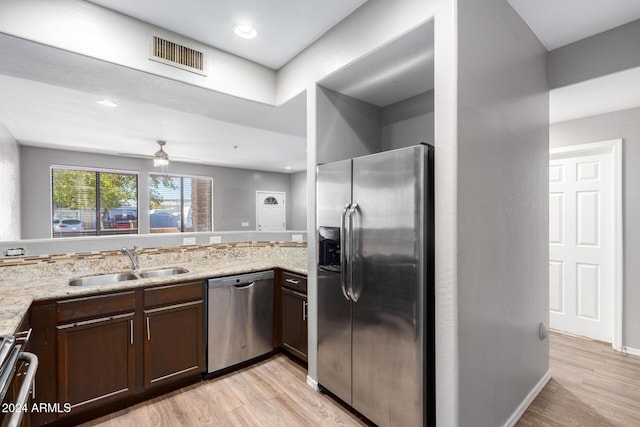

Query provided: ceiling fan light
[153,140,170,167]
[153,157,169,167]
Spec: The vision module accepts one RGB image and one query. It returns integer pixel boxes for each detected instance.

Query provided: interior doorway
[549,139,623,349]
[256,191,286,231]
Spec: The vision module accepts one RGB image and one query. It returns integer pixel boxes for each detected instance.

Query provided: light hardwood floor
[82,332,640,426]
[81,355,367,427]
[518,331,640,426]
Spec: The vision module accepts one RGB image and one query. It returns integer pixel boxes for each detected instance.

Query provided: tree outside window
[149,174,212,233]
[52,168,138,237]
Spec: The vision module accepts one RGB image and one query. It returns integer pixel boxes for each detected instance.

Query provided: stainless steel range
[0,332,38,427]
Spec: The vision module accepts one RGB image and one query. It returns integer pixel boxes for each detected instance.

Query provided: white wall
[289,171,307,230]
[20,146,292,239]
[0,122,20,241]
[550,107,640,351]
[548,19,640,89]
[317,87,435,160]
[456,0,549,425]
[316,86,381,164]
[381,90,434,151]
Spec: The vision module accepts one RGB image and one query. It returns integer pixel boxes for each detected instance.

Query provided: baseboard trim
[622,346,640,357]
[306,375,319,391]
[504,370,551,427]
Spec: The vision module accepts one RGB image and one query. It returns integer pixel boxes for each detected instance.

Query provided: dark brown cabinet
[29,302,57,426]
[57,313,136,410]
[142,282,205,389]
[56,291,137,413]
[28,281,205,425]
[280,271,308,362]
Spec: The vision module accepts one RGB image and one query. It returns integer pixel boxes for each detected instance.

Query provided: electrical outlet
[209,236,222,244]
[292,234,303,243]
[241,222,249,227]
[5,248,25,256]
[182,237,196,245]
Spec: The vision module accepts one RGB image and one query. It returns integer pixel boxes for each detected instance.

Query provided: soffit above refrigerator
[319,20,434,107]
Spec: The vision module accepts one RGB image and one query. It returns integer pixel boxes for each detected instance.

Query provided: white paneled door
[256,191,286,231]
[549,151,614,342]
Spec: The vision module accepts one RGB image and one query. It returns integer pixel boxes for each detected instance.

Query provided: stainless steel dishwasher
[207,270,274,373]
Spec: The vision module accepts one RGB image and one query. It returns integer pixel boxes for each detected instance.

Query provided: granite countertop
[0,258,307,337]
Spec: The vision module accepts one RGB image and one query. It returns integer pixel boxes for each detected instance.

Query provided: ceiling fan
[116,152,207,164]
[116,140,207,165]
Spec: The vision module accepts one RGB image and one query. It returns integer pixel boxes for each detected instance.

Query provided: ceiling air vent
[150,36,205,75]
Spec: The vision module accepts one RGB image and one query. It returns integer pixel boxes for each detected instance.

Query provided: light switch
[241,222,249,227]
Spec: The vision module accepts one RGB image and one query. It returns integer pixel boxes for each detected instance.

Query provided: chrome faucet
[120,245,139,271]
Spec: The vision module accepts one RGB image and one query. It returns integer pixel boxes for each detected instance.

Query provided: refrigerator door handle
[347,203,359,302]
[340,203,351,301]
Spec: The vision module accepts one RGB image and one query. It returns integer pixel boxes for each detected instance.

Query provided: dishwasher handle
[208,271,274,289]
[233,281,256,289]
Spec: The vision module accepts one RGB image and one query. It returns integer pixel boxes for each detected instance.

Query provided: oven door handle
[3,352,38,427]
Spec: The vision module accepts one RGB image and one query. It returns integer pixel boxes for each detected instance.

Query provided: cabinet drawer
[280,271,307,293]
[57,291,136,323]
[144,281,203,308]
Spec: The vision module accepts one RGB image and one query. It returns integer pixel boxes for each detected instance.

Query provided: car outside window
[149,174,212,233]
[51,167,138,237]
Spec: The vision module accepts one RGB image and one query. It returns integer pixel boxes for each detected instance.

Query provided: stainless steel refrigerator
[317,144,434,427]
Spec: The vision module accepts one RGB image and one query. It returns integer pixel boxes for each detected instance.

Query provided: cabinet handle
[302,301,308,321]
[286,278,300,285]
[146,317,151,341]
[130,319,134,345]
[57,312,134,329]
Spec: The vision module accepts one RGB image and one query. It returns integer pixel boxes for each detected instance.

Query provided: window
[263,196,279,205]
[149,174,212,233]
[51,167,138,237]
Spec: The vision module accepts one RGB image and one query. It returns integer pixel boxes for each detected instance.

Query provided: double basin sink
[69,267,189,286]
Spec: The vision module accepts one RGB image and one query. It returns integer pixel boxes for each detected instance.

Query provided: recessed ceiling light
[233,23,257,40]
[96,99,117,107]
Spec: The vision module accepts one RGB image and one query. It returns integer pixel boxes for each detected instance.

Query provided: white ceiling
[507,0,640,50]
[87,0,367,70]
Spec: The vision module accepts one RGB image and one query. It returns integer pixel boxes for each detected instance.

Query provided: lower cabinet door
[57,313,136,413]
[143,300,204,389]
[282,288,308,361]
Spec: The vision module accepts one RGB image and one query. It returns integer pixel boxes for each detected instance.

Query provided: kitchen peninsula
[0,241,306,336]
[0,241,306,425]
